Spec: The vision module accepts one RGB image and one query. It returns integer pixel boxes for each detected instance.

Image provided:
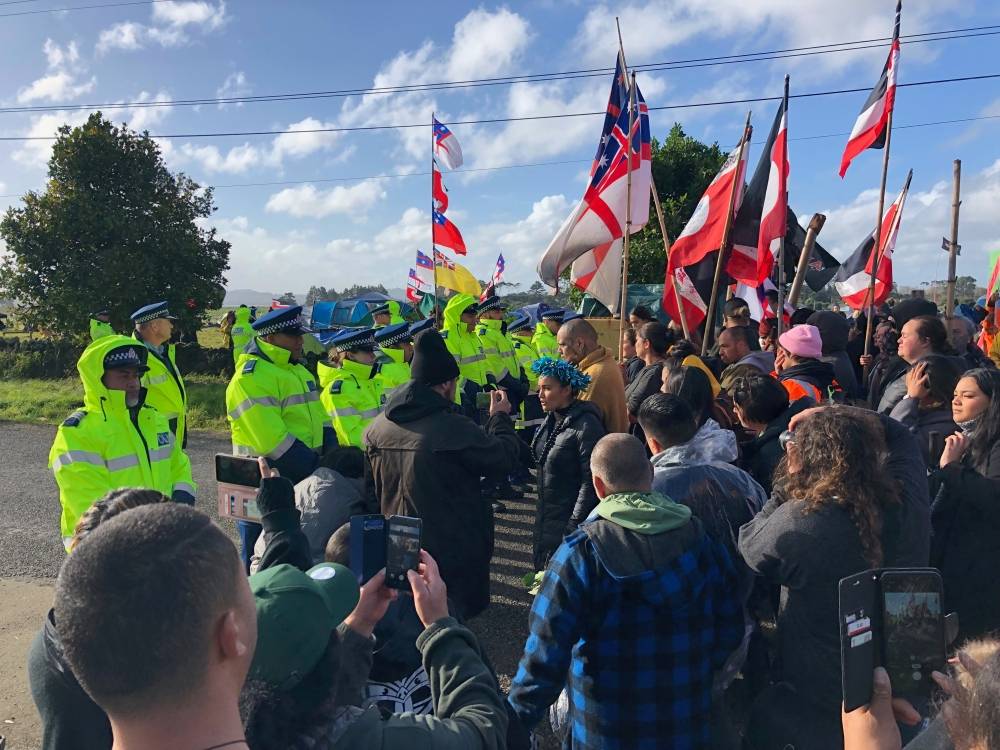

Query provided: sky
[1,0,999,296]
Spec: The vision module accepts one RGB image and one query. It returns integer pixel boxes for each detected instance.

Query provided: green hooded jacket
[595,491,692,534]
[441,294,486,388]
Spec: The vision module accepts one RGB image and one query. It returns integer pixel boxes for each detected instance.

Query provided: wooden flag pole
[787,213,827,307]
[861,109,895,387]
[701,110,752,357]
[430,112,442,328]
[617,70,638,360]
[945,159,962,315]
[651,177,690,340]
[775,75,790,339]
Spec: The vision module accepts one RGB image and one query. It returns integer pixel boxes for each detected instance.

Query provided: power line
[1,71,996,142]
[2,23,998,114]
[0,0,167,18]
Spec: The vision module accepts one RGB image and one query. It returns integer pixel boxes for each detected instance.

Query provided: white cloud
[96,1,226,53]
[18,39,95,104]
[269,117,343,163]
[43,39,79,68]
[216,71,250,108]
[819,160,1000,289]
[264,179,387,219]
[468,195,572,282]
[446,7,533,80]
[121,90,173,132]
[179,142,263,174]
[12,110,90,168]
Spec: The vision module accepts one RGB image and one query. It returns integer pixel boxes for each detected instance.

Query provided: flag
[571,240,623,312]
[839,2,901,178]
[432,162,449,213]
[432,210,467,255]
[662,264,709,333]
[834,169,912,309]
[590,51,629,176]
[537,61,652,286]
[433,117,463,170]
[406,269,429,302]
[435,258,481,297]
[480,253,506,301]
[735,278,794,323]
[433,248,456,271]
[415,249,434,272]
[729,87,789,285]
[987,252,1000,297]
[668,134,750,274]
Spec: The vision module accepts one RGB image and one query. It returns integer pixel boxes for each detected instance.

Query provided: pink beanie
[778,324,823,360]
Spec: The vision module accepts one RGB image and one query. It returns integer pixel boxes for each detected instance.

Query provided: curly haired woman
[529,357,606,571]
[739,406,927,750]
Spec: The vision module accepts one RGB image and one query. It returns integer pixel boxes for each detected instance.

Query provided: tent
[310,296,415,330]
[578,284,669,323]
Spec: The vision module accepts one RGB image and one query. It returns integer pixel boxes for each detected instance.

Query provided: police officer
[374,320,422,400]
[370,300,405,328]
[477,295,528,408]
[533,308,564,359]
[226,306,328,569]
[48,335,196,550]
[230,304,255,363]
[132,301,189,449]
[441,293,488,417]
[89,308,114,342]
[508,312,545,433]
[320,327,385,448]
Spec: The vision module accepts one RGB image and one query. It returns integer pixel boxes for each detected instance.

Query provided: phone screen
[385,516,422,589]
[215,454,261,488]
[475,391,492,409]
[881,571,945,698]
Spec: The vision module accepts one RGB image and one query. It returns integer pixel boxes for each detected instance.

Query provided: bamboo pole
[616,71,638,360]
[430,112,441,327]
[861,109,895,387]
[945,159,962,315]
[787,213,827,307]
[701,110,752,357]
[651,177,689,340]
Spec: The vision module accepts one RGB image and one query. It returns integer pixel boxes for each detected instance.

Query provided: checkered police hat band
[256,317,305,336]
[104,348,142,367]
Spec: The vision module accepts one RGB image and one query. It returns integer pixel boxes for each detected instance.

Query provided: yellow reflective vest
[89,318,114,342]
[476,318,519,384]
[318,358,385,448]
[135,333,188,447]
[230,306,255,363]
[532,323,559,360]
[512,336,544,430]
[375,347,410,400]
[441,294,487,389]
[49,335,195,550]
[226,338,326,461]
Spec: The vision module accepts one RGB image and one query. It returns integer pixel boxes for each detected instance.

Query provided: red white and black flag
[729,81,789,285]
[839,1,901,178]
[834,169,912,309]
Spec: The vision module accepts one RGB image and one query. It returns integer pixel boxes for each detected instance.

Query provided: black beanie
[891,298,938,329]
[410,329,460,386]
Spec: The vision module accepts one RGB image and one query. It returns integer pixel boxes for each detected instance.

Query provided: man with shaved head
[556,318,628,432]
[508,433,743,748]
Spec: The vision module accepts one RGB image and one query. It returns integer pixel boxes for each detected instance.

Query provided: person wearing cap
[440,293,488,416]
[371,300,405,329]
[229,304,256,364]
[318,328,385,449]
[508,313,544,434]
[88,309,114,342]
[774,324,839,404]
[476,295,526,406]
[131,301,189,448]
[364,329,521,618]
[532,309,562,360]
[227,306,328,569]
[48,335,196,550]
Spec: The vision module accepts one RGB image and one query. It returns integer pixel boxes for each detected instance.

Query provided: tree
[339,283,389,298]
[0,112,230,339]
[276,292,299,305]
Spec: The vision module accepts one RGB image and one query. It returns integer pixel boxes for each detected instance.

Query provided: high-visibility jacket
[135,333,188,447]
[375,347,410,400]
[477,318,519,385]
[48,335,195,550]
[512,336,545,430]
[89,318,114,342]
[318,358,384,448]
[374,300,406,328]
[532,323,559,360]
[230,306,255,363]
[441,294,487,389]
[226,338,326,480]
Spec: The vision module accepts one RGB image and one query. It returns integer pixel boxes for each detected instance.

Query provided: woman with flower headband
[529,357,606,571]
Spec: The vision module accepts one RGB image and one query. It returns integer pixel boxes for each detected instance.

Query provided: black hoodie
[363,380,520,618]
[777,359,839,396]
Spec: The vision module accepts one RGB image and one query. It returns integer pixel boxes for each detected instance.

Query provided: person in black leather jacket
[529,357,606,570]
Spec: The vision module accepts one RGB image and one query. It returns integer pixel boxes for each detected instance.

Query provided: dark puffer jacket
[530,400,606,570]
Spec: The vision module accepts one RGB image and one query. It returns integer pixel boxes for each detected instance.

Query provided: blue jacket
[508,512,743,749]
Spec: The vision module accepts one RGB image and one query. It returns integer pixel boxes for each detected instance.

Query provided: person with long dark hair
[931,367,1000,642]
[888,354,963,468]
[625,322,673,441]
[876,315,960,414]
[662,365,738,463]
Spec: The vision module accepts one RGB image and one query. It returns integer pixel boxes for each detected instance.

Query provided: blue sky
[1,0,999,295]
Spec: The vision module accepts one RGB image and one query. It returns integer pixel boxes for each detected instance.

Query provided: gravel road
[0,420,541,747]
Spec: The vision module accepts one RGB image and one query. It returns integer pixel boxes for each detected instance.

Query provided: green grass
[0,375,229,433]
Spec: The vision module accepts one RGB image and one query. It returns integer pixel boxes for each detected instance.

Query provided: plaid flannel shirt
[508,518,743,749]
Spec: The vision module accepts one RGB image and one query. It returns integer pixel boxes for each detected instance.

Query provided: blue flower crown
[531,356,592,392]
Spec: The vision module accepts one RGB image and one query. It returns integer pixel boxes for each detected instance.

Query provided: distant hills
[222,289,301,307]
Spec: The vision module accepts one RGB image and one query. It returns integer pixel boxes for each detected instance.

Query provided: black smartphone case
[349,515,387,586]
[840,569,882,712]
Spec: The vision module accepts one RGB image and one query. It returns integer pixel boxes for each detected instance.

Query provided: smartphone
[475,391,492,410]
[385,515,422,590]
[881,569,946,701]
[839,568,946,711]
[215,454,261,521]
[349,515,387,586]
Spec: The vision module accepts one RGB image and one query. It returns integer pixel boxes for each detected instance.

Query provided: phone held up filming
[350,514,423,590]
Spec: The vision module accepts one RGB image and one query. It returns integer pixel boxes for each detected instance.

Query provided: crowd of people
[31,290,1000,749]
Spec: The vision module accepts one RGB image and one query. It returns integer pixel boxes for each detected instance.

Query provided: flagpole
[775,76,789,339]
[651,177,690,340]
[430,112,441,328]
[616,70,639,359]
[861,108,895,387]
[788,213,826,307]
[701,110,752,357]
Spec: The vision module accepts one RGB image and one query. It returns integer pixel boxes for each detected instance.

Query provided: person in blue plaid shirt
[507,433,744,749]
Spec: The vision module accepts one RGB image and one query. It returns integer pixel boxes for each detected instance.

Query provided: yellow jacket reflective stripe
[226,338,326,457]
[89,318,114,342]
[136,333,188,446]
[532,323,559,360]
[318,358,385,448]
[477,318,520,384]
[442,294,487,388]
[48,335,196,549]
[375,347,410,399]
